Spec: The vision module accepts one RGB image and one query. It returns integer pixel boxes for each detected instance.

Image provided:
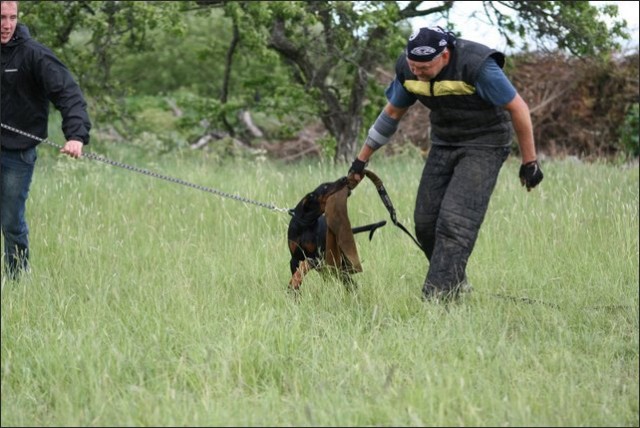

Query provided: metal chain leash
[2,123,636,312]
[1,123,291,214]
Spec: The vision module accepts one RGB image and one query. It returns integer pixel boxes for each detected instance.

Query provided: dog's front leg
[289,260,312,291]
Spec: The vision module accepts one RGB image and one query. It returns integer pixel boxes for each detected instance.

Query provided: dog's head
[291,176,349,222]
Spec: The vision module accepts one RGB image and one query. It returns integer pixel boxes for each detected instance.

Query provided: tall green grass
[1,144,638,426]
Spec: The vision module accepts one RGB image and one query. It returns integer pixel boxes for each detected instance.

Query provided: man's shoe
[422,283,458,303]
[458,280,473,294]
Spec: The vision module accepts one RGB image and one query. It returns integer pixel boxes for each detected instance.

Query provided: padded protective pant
[414,145,509,294]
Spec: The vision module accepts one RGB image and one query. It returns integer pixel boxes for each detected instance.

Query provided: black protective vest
[395,39,512,147]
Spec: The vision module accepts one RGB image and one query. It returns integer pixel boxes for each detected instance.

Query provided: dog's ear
[300,192,321,213]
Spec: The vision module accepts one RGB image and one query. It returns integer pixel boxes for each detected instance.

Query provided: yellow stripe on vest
[404,80,475,97]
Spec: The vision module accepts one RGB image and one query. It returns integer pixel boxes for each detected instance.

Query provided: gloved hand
[519,160,544,191]
[347,158,367,189]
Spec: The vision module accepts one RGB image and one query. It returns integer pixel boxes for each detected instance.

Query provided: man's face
[1,1,18,45]
[406,49,449,82]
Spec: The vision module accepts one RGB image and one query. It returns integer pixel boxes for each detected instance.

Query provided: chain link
[1,123,291,214]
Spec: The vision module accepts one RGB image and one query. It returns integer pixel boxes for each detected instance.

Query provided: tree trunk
[324,108,362,163]
[318,101,362,163]
[335,67,369,163]
[268,16,375,164]
[335,120,360,163]
[318,64,369,163]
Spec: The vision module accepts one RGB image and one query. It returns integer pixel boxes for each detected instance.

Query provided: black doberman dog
[287,176,386,291]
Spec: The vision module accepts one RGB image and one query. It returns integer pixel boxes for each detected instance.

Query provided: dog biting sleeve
[365,110,400,150]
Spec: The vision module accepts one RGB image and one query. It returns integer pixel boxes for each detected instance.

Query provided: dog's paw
[289,276,302,291]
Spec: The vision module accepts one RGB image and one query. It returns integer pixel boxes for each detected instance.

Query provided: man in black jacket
[1,0,91,279]
[347,27,543,302]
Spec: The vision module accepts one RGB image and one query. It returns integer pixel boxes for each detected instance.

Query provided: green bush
[619,103,639,157]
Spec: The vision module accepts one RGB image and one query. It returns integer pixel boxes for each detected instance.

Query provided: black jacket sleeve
[39,49,92,145]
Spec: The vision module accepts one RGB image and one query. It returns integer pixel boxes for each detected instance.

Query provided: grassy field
[1,141,638,426]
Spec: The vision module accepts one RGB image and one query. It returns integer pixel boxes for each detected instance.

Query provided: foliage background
[14,0,640,161]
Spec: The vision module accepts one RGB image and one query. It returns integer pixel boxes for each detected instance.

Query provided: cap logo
[410,46,436,56]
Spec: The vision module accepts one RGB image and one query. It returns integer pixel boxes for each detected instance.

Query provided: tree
[201,0,629,162]
[19,1,631,161]
[19,1,187,126]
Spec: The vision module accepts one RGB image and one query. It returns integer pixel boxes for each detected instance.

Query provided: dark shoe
[422,283,459,303]
[3,265,30,282]
[457,280,473,294]
[4,251,30,281]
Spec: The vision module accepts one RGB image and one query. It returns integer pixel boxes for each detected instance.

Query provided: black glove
[347,158,367,189]
[348,158,366,176]
[519,160,544,191]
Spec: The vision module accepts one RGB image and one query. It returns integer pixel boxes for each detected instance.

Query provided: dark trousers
[414,145,509,294]
[1,147,37,279]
